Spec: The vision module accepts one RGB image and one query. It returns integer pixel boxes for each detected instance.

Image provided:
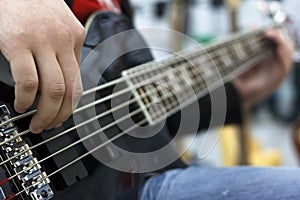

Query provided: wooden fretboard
[122,24,281,125]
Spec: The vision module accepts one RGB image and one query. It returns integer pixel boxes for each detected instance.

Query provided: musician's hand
[0,0,85,133]
[233,29,295,107]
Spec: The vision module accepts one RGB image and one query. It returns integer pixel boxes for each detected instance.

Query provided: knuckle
[49,82,65,100]
[54,23,73,44]
[60,29,73,44]
[75,26,86,42]
[18,77,39,91]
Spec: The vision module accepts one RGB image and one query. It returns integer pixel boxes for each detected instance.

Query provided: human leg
[139,166,300,200]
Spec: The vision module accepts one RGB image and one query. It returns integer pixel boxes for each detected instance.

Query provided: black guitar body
[0,12,185,200]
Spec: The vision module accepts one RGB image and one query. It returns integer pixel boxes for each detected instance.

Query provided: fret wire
[221,44,269,78]
[144,85,154,104]
[187,66,202,89]
[156,45,264,116]
[193,68,205,90]
[145,84,155,103]
[151,84,161,104]
[148,84,178,119]
[175,68,192,101]
[142,86,151,105]
[191,35,264,67]
[140,63,204,118]
[152,25,277,77]
[127,29,274,121]
[146,90,161,118]
[194,32,265,61]
[176,62,203,94]
[184,66,201,94]
[163,75,179,110]
[210,37,264,75]
[152,84,169,117]
[149,83,164,112]
[141,68,201,118]
[151,33,266,88]
[189,65,204,92]
[216,36,268,73]
[218,45,253,76]
[207,31,266,84]
[189,36,268,91]
[148,81,173,115]
[152,77,169,114]
[189,55,211,88]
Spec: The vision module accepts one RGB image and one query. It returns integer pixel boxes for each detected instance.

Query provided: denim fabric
[139,166,300,200]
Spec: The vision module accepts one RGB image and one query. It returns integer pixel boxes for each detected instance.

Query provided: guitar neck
[122,24,281,125]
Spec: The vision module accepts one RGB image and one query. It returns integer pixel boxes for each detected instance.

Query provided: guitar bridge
[0,105,54,200]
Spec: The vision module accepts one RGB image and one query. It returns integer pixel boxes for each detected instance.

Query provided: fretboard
[122,24,281,125]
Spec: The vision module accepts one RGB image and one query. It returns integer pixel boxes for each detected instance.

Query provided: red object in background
[72,0,121,23]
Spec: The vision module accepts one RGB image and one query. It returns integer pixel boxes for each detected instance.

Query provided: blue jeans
[139,166,300,200]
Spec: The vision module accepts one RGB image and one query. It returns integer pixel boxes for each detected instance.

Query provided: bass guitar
[0,11,282,200]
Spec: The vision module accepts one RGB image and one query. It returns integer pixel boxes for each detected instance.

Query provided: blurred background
[129,0,300,167]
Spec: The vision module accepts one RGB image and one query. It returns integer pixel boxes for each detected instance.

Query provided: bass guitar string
[0,30,267,127]
[0,35,270,184]
[0,36,265,148]
[0,65,179,146]
[12,118,147,200]
[0,35,270,173]
[2,30,272,199]
[0,30,270,185]
[4,106,144,187]
[2,62,200,185]
[0,98,137,166]
[1,61,201,190]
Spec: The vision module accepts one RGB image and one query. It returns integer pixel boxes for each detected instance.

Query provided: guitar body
[0,12,185,200]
